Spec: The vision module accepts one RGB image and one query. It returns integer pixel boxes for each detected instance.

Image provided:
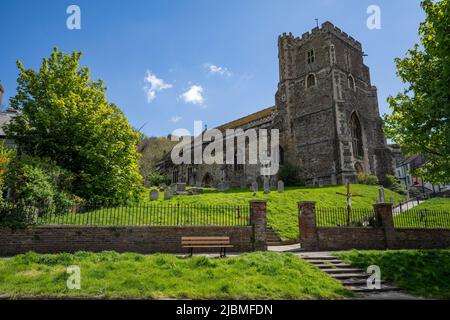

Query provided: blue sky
[0,0,424,137]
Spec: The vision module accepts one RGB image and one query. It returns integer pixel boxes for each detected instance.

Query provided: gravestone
[176,183,187,192]
[150,190,159,201]
[217,182,226,192]
[263,178,270,194]
[164,189,173,200]
[378,188,385,203]
[390,196,394,204]
[277,180,285,193]
[240,178,247,189]
[251,181,258,192]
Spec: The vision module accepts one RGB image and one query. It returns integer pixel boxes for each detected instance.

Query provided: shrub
[279,163,304,186]
[383,174,406,195]
[0,202,38,229]
[357,173,379,185]
[6,156,79,213]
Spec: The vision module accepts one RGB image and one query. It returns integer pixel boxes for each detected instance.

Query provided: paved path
[392,199,424,215]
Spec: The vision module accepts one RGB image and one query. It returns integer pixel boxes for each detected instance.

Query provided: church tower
[274,21,394,185]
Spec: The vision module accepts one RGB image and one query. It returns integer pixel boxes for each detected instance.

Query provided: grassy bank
[0,251,351,299]
[336,249,450,299]
[412,198,450,211]
[42,185,404,241]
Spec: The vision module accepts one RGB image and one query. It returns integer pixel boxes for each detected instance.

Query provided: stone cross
[336,179,363,226]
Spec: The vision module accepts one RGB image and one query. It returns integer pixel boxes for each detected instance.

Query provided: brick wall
[298,202,450,251]
[0,226,254,256]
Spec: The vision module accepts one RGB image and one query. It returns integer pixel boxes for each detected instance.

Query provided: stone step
[330,273,368,279]
[321,268,364,274]
[267,242,284,246]
[305,259,342,264]
[341,278,381,286]
[315,263,353,269]
[301,256,337,261]
[346,285,400,293]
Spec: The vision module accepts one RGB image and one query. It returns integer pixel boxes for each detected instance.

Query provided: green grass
[411,198,450,211]
[335,249,450,299]
[393,198,450,229]
[0,251,351,299]
[40,185,405,241]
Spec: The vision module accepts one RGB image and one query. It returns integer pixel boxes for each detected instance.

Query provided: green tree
[5,48,144,203]
[384,0,450,185]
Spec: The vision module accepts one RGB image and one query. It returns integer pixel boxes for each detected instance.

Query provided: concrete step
[315,263,353,269]
[330,273,368,279]
[341,278,380,286]
[305,259,342,264]
[302,256,337,260]
[321,268,364,274]
[346,285,400,293]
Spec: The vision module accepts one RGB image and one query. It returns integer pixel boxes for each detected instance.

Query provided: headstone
[240,178,247,189]
[277,180,285,193]
[390,196,394,204]
[271,178,277,188]
[217,182,226,192]
[164,189,173,200]
[176,183,186,192]
[378,188,385,203]
[150,190,159,201]
[251,181,258,192]
[263,178,270,194]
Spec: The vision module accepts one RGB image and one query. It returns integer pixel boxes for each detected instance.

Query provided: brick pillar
[298,201,319,250]
[374,203,395,249]
[249,200,267,251]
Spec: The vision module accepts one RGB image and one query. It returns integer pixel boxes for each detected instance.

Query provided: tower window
[350,113,364,158]
[307,49,315,64]
[306,74,316,88]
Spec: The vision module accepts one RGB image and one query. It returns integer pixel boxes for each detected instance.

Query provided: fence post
[374,203,395,249]
[298,201,319,250]
[249,200,267,251]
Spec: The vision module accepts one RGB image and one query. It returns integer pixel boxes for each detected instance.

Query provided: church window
[307,49,315,64]
[351,113,364,158]
[279,146,285,166]
[348,75,355,91]
[306,74,316,88]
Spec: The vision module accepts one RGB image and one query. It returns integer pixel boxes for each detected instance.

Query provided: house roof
[0,111,15,137]
[216,106,275,131]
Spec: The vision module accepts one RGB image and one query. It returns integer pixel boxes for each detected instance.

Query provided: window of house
[350,113,364,158]
[307,49,315,64]
[306,74,316,88]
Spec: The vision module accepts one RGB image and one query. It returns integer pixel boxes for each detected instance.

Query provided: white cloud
[170,116,182,123]
[143,71,173,103]
[180,85,204,105]
[205,64,231,76]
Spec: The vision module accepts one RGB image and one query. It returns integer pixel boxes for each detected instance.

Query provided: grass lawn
[336,249,450,299]
[411,197,450,211]
[0,251,351,299]
[40,185,404,241]
[393,198,450,229]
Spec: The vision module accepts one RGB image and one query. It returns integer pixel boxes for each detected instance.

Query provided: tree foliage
[5,48,144,203]
[384,0,450,184]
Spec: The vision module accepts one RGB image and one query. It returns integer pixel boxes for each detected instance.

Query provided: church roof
[216,106,275,131]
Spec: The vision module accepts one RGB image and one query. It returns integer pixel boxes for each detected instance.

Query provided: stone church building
[158,21,395,187]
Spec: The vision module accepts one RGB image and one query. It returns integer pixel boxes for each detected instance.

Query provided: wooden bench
[181,236,234,257]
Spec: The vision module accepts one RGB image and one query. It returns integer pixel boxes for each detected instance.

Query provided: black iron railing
[33,203,251,226]
[394,209,450,229]
[316,207,378,227]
